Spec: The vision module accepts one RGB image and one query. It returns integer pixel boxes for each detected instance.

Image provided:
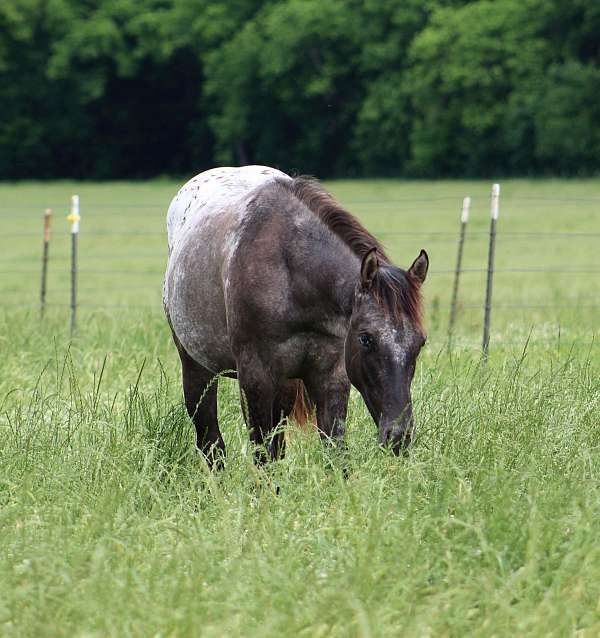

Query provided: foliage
[1,0,600,178]
[408,0,600,176]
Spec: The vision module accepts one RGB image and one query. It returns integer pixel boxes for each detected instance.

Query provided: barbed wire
[0,231,166,237]
[0,301,163,309]
[2,229,599,241]
[2,196,598,338]
[0,288,161,296]
[0,302,596,349]
[0,268,164,274]
[3,192,600,215]
[2,266,600,276]
[0,299,597,319]
[1,299,598,311]
[0,253,167,263]
[1,230,598,264]
[460,303,600,309]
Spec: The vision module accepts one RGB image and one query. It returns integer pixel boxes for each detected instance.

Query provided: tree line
[1,0,599,179]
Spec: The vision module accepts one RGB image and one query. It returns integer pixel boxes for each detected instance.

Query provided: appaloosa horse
[164,166,428,466]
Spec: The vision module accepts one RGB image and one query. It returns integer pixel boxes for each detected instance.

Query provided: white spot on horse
[166,166,290,252]
[379,323,411,366]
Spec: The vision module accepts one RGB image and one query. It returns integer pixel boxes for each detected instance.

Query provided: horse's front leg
[305,371,350,448]
[237,352,281,464]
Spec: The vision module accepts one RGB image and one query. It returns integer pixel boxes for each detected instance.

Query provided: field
[1,178,599,636]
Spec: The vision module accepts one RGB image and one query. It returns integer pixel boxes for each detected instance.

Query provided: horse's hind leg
[171,334,225,468]
[182,359,224,467]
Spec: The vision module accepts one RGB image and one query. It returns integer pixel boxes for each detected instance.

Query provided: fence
[1,187,598,352]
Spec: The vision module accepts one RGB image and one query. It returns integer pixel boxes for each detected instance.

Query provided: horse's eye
[359,334,373,348]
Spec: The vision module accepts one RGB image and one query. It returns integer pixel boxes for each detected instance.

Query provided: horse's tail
[290,379,313,427]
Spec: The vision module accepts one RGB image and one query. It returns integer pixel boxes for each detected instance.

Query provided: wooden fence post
[448,196,470,345]
[40,208,52,318]
[482,184,500,359]
[67,195,80,334]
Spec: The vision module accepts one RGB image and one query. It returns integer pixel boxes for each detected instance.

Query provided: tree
[350,0,432,175]
[204,0,365,175]
[45,0,210,177]
[407,0,549,176]
[2,0,600,178]
[0,0,88,178]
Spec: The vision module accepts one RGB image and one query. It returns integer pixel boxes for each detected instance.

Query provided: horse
[163,166,428,466]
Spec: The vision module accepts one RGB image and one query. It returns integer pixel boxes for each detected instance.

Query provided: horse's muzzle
[378,418,414,455]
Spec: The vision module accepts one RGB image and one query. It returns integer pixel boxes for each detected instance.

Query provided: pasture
[1,179,599,636]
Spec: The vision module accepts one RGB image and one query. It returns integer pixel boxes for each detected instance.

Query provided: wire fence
[1,190,598,349]
[3,229,600,239]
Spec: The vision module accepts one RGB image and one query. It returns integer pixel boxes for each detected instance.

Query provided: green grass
[1,179,599,636]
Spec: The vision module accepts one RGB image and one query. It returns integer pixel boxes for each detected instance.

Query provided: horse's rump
[166,165,290,252]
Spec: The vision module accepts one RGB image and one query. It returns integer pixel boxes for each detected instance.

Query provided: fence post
[482,184,500,359]
[448,196,470,345]
[67,195,80,334]
[40,208,52,318]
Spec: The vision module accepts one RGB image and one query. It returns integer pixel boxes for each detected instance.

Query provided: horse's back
[167,165,289,251]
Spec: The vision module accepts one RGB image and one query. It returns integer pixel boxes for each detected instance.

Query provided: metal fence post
[448,196,470,345]
[67,195,80,334]
[40,208,52,318]
[482,184,500,359]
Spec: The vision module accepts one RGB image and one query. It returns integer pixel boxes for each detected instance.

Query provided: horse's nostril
[378,427,391,448]
[380,418,414,453]
[395,429,413,452]
[384,426,413,455]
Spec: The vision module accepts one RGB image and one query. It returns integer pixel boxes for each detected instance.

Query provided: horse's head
[344,248,428,454]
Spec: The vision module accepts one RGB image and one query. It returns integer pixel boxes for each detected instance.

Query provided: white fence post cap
[491,184,500,219]
[461,196,471,223]
[68,195,80,234]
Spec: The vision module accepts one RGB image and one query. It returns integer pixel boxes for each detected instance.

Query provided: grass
[0,178,599,636]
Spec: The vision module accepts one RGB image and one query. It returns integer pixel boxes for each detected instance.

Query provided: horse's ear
[408,249,429,285]
[360,247,379,290]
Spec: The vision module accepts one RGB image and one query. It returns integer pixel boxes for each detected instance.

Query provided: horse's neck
[301,238,359,327]
[331,257,359,321]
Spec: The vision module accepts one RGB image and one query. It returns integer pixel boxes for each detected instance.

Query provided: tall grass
[1,311,599,636]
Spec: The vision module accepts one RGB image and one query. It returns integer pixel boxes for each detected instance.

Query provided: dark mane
[276,176,424,330]
[276,176,390,263]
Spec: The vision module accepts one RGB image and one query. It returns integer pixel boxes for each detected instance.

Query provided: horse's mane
[275,176,423,329]
[277,176,390,264]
